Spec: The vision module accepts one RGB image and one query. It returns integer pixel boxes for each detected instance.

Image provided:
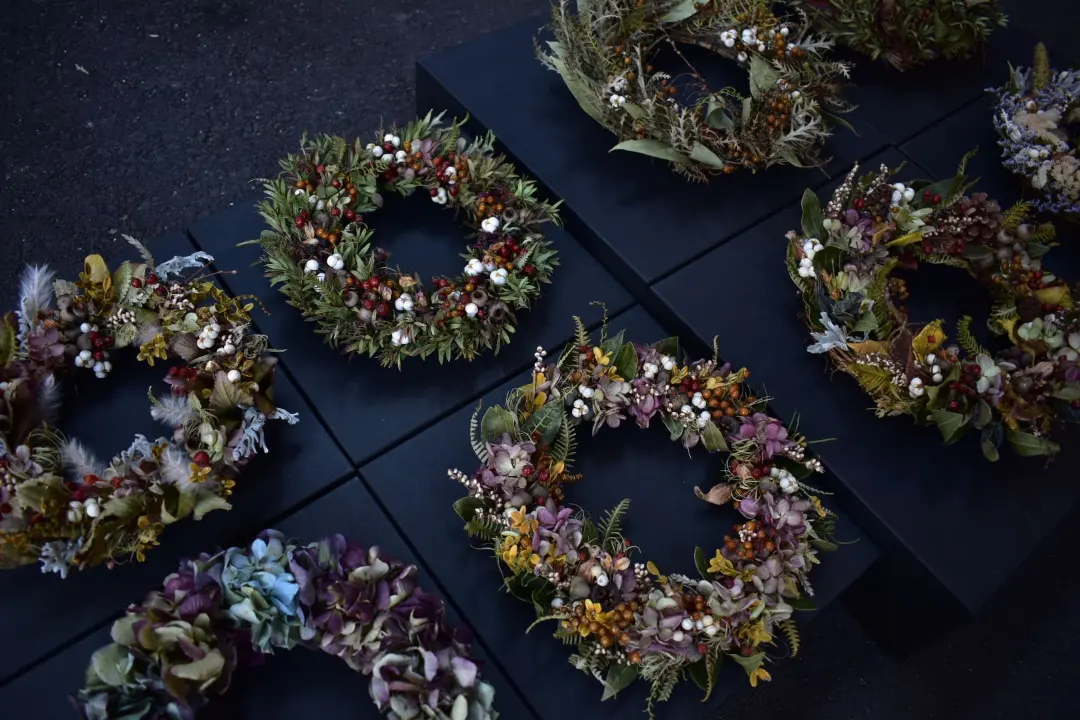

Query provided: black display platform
[414,17,889,299]
[838,19,1050,146]
[0,477,536,720]
[655,133,1080,619]
[188,197,633,465]
[362,304,879,719]
[0,232,352,683]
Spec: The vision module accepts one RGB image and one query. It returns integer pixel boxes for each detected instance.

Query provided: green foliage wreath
[794,0,1007,70]
[253,112,561,368]
[539,0,853,181]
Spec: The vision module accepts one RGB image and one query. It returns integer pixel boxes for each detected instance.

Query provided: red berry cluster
[166,365,200,394]
[945,361,981,410]
[132,272,167,297]
[85,328,114,361]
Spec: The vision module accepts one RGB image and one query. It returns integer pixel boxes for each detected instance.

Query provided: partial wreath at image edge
[794,0,1007,71]
[74,530,497,720]
[0,239,298,578]
[251,111,561,369]
[991,42,1080,220]
[787,153,1079,462]
[450,317,840,716]
[538,0,855,181]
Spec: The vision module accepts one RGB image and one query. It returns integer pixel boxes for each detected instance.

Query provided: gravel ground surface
[2,1,1077,718]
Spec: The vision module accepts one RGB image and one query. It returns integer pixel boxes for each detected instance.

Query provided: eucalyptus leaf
[929,409,967,445]
[741,97,753,125]
[749,56,780,99]
[546,50,606,125]
[622,102,645,121]
[700,421,728,452]
[1004,427,1060,457]
[601,663,639,701]
[612,342,638,381]
[192,493,232,521]
[660,0,699,23]
[662,413,684,441]
[727,651,766,674]
[653,337,679,357]
[800,189,827,241]
[480,406,518,443]
[690,141,726,168]
[694,546,714,579]
[705,99,735,131]
[972,400,993,429]
[610,139,688,165]
[453,496,485,522]
[962,244,994,260]
[521,402,565,447]
[1026,242,1051,258]
[788,595,816,611]
[852,311,878,333]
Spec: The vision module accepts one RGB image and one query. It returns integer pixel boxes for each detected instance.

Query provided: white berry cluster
[532,345,547,374]
[67,497,101,523]
[75,349,112,379]
[196,322,222,351]
[678,401,711,428]
[390,327,412,347]
[571,397,590,418]
[366,133,402,159]
[609,93,627,108]
[642,354,675,383]
[481,216,500,234]
[922,352,944,384]
[769,465,799,494]
[394,293,415,314]
[465,302,479,318]
[891,182,916,207]
[463,256,508,286]
[798,238,824,278]
[908,376,924,398]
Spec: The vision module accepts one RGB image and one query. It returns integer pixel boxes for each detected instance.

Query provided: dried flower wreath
[449,319,837,715]
[793,0,1007,71]
[538,0,852,181]
[787,155,1079,461]
[252,111,561,368]
[74,531,497,720]
[0,240,297,578]
[992,43,1080,219]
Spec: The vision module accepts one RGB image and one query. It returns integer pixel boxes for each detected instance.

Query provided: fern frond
[1029,223,1056,243]
[552,419,577,466]
[469,402,489,462]
[866,262,894,335]
[645,668,679,719]
[956,316,991,357]
[845,361,901,397]
[598,498,631,551]
[465,518,503,541]
[572,314,590,349]
[1001,201,1033,230]
[779,618,801,657]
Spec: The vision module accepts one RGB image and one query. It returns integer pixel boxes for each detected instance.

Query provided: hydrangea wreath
[992,43,1080,219]
[794,1,1007,70]
[252,111,560,368]
[787,155,1079,461]
[539,0,852,181]
[0,240,297,578]
[449,320,838,714]
[74,531,497,720]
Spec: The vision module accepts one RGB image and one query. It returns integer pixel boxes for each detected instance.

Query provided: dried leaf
[693,483,733,506]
